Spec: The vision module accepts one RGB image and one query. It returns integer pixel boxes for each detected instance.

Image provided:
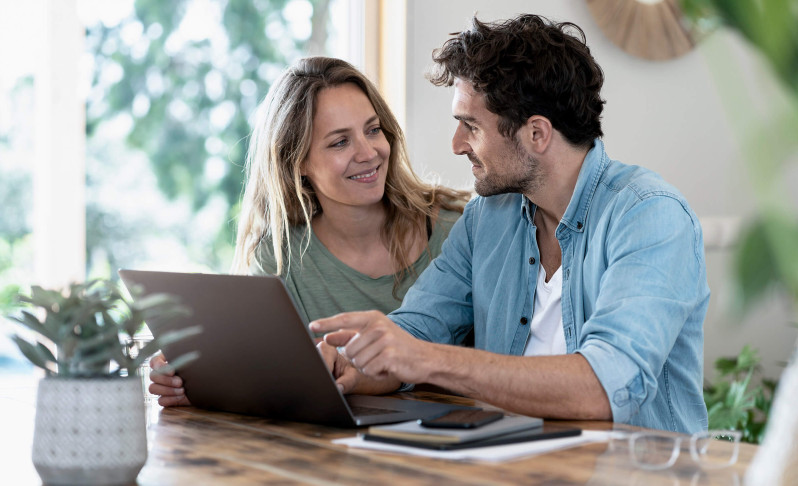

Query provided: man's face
[451,79,541,198]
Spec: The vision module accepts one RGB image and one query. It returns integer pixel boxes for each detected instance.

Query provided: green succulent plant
[6,279,200,378]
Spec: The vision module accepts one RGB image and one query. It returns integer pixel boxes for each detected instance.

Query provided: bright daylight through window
[0,0,361,373]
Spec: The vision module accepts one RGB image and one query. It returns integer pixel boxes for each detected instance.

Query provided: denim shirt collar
[519,138,609,234]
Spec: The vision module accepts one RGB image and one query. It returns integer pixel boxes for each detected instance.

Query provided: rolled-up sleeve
[577,193,706,423]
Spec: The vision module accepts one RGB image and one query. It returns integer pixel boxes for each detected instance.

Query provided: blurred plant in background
[682,0,798,445]
[681,0,798,307]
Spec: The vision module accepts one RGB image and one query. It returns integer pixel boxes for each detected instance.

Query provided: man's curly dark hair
[428,14,605,148]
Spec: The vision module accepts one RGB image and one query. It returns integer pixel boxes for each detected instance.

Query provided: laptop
[118,269,467,427]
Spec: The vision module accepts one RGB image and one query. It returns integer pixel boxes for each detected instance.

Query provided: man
[311,14,710,433]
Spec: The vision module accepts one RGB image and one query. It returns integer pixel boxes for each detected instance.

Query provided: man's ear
[519,115,552,154]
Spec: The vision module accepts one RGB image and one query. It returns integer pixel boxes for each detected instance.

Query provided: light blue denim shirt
[390,139,709,433]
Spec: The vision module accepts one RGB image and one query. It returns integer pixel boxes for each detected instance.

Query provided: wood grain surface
[1,374,756,485]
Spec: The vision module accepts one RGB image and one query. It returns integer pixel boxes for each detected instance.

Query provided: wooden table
[1,371,756,485]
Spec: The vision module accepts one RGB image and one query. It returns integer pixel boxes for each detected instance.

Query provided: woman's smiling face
[302,83,391,214]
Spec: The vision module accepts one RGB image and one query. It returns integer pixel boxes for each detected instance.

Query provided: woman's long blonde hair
[232,57,470,290]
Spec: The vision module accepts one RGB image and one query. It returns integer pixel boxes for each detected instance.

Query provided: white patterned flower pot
[32,377,147,485]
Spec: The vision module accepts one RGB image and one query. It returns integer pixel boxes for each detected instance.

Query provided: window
[0,0,365,371]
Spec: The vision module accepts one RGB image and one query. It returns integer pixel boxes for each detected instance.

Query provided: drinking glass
[125,334,156,404]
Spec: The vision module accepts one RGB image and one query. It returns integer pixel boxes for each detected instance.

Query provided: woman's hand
[149,353,192,407]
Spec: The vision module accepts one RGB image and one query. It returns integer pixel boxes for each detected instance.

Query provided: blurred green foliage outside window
[84,0,342,277]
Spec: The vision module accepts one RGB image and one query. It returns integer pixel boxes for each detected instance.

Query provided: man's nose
[452,124,471,156]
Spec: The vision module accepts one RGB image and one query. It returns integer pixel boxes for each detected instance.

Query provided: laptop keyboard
[350,405,404,416]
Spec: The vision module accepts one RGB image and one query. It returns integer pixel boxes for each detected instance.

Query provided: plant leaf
[11,337,56,374]
[132,293,181,311]
[8,310,55,341]
[714,356,739,377]
[152,351,201,375]
[130,325,203,369]
[734,214,798,310]
[156,325,203,348]
[734,222,780,310]
[736,345,760,370]
[26,286,63,309]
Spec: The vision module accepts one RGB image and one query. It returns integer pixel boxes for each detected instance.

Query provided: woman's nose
[353,135,378,162]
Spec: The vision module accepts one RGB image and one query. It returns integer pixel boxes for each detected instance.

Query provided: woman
[150,57,470,406]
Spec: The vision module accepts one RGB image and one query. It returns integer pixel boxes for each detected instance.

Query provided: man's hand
[149,353,191,407]
[310,310,432,387]
[315,340,364,393]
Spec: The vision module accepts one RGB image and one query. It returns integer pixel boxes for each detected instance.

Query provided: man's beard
[471,144,542,197]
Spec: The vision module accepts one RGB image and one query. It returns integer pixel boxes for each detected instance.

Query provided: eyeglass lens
[630,434,680,470]
[690,430,740,469]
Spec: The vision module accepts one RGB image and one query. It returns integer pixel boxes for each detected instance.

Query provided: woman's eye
[331,138,348,148]
[368,126,382,135]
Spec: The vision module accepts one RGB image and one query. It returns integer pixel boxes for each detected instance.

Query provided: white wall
[401,0,797,381]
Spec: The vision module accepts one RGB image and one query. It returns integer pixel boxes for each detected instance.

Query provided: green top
[249,209,461,324]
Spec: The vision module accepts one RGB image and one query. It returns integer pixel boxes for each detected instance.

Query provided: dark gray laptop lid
[118,270,462,427]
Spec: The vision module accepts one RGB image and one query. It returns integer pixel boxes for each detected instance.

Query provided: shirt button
[520,317,528,325]
[529,257,535,264]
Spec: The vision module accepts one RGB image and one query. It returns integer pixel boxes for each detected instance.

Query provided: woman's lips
[348,165,380,182]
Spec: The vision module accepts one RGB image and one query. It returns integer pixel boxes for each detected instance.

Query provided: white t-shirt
[523,265,566,356]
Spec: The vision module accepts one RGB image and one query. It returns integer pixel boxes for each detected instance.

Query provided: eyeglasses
[628,429,742,470]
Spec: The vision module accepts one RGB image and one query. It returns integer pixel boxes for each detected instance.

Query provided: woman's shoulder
[249,226,310,276]
[427,207,462,257]
[250,233,278,275]
[435,207,463,232]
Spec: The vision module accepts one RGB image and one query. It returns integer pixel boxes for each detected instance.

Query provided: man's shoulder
[592,160,700,237]
[601,160,686,204]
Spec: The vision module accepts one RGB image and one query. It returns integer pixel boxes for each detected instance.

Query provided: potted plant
[6,279,200,485]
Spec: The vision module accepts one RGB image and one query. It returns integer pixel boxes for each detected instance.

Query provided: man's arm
[311,311,611,420]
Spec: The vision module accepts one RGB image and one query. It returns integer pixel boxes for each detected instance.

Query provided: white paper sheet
[333,429,615,463]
